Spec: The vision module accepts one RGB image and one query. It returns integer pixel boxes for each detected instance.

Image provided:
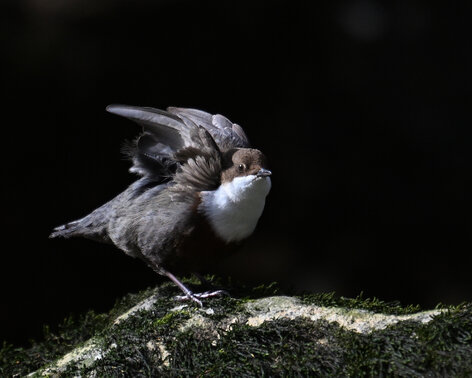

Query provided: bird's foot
[175,290,229,306]
[158,268,229,307]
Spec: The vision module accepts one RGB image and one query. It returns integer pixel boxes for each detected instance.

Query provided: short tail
[49,199,114,242]
[49,220,83,239]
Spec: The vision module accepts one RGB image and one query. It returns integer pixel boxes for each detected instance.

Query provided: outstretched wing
[107,104,250,151]
[107,104,244,190]
[167,107,250,150]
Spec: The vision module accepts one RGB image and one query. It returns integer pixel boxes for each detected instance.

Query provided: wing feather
[106,104,249,190]
[107,104,186,150]
[167,107,250,149]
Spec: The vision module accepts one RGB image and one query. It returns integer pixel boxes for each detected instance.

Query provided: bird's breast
[198,176,271,243]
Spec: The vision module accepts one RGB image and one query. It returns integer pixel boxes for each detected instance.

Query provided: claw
[175,290,229,306]
[195,290,230,299]
[156,267,229,307]
[175,292,203,307]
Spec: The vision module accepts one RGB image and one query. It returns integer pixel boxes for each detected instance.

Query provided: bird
[50,105,272,306]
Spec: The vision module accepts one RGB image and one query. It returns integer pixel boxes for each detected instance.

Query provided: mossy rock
[1,280,471,377]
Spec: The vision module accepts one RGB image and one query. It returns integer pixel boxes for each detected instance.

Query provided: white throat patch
[199,175,272,243]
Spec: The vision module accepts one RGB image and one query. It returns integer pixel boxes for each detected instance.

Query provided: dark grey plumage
[50,105,270,306]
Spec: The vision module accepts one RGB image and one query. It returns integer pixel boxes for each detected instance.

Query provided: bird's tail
[49,219,84,239]
[49,193,118,243]
[49,209,111,243]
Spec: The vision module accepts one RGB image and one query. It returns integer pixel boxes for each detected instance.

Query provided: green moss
[69,295,191,376]
[2,281,472,377]
[0,286,162,377]
[166,318,344,376]
[336,305,472,376]
[153,311,184,328]
[0,310,109,377]
[302,291,422,315]
[159,305,472,377]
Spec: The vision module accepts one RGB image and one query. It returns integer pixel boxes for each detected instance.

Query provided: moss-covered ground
[1,279,471,377]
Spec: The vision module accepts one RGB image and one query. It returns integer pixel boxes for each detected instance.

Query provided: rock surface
[2,282,472,377]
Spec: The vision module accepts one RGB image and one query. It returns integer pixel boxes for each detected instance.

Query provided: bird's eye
[238,163,246,171]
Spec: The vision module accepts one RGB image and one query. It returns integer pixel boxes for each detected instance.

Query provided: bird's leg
[171,272,228,303]
[154,267,228,306]
[161,269,203,307]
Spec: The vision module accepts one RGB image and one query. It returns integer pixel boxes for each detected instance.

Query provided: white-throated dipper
[50,105,272,306]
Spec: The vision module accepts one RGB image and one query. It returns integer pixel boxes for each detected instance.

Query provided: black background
[2,0,471,346]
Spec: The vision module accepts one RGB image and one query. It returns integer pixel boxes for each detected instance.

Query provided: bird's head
[222,148,271,182]
[219,148,272,200]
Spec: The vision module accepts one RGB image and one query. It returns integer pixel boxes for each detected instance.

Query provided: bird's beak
[256,168,272,177]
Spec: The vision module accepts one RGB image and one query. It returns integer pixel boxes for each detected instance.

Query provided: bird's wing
[107,104,250,151]
[167,107,250,150]
[106,104,227,190]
